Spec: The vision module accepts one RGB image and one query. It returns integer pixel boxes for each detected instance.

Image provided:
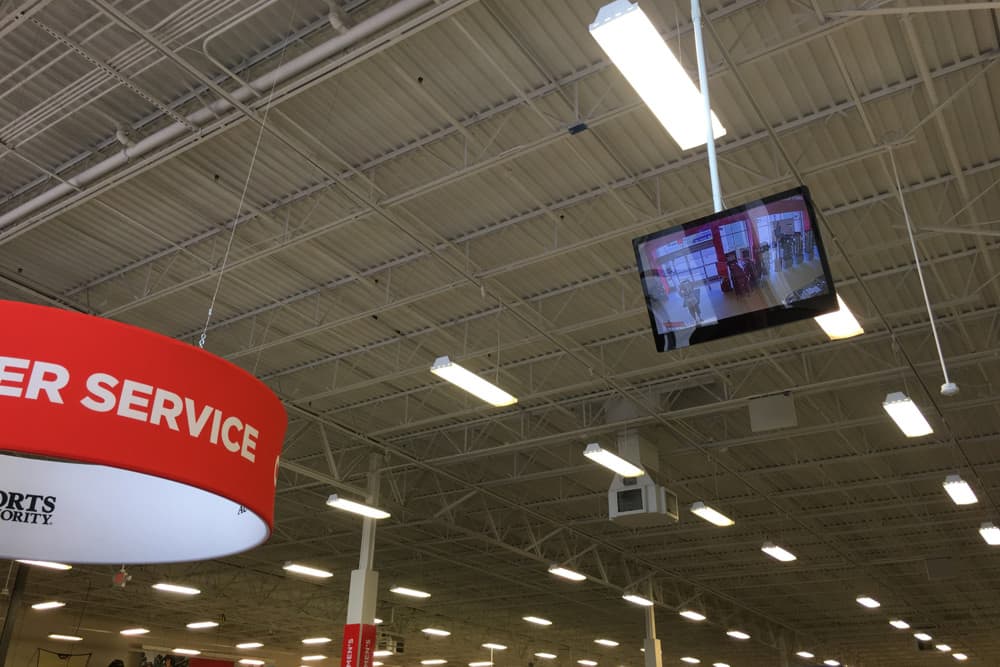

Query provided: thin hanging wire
[198,7,299,349]
[887,147,953,387]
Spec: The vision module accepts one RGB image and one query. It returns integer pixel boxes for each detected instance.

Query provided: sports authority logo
[0,490,56,526]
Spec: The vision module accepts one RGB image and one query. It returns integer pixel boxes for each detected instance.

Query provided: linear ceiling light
[814,295,864,340]
[390,586,430,598]
[856,596,880,609]
[174,650,201,657]
[589,0,725,150]
[914,633,933,642]
[943,475,978,505]
[679,610,706,622]
[239,660,265,666]
[533,654,557,660]
[621,593,653,607]
[283,563,333,578]
[186,621,219,629]
[594,639,619,647]
[121,629,150,636]
[823,661,840,667]
[301,637,332,644]
[712,664,730,667]
[32,601,65,610]
[980,522,1000,545]
[482,643,507,651]
[326,494,390,520]
[430,356,517,407]
[153,583,200,595]
[523,616,552,625]
[470,663,494,667]
[548,565,586,581]
[374,618,383,625]
[954,653,968,661]
[421,628,451,637]
[373,651,393,658]
[583,442,644,477]
[937,645,952,653]
[301,656,326,662]
[48,635,82,642]
[577,661,598,666]
[680,659,700,665]
[420,661,447,665]
[690,501,734,527]
[761,541,796,562]
[882,392,933,437]
[236,643,264,649]
[18,560,72,570]
[726,630,750,640]
[889,619,910,630]
[795,652,814,659]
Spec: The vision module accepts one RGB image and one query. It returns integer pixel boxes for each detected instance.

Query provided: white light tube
[326,494,390,519]
[882,392,933,437]
[761,541,796,562]
[690,501,734,527]
[583,443,644,477]
[283,562,334,578]
[943,475,978,505]
[548,565,586,581]
[980,522,1000,545]
[430,356,517,407]
[815,295,864,340]
[621,593,653,607]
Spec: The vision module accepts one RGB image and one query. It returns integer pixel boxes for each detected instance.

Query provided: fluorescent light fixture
[594,639,618,647]
[239,660,265,666]
[815,295,864,340]
[823,661,840,667]
[374,618,383,625]
[726,630,750,640]
[622,593,653,607]
[889,619,910,629]
[186,621,219,629]
[882,392,933,437]
[430,356,517,407]
[152,582,200,595]
[48,635,82,642]
[533,654,556,660]
[121,628,150,636]
[374,651,393,658]
[679,610,706,621]
[937,645,952,652]
[761,541,796,562]
[302,638,332,644]
[914,633,933,642]
[18,560,72,570]
[712,664,730,667]
[283,562,333,579]
[237,643,264,649]
[523,615,552,625]
[326,494,390,520]
[470,663,494,667]
[482,643,508,650]
[374,663,383,666]
[943,475,977,505]
[680,659,700,665]
[954,653,968,661]
[578,661,598,666]
[589,0,725,150]
[174,650,201,656]
[421,628,451,637]
[301,657,326,662]
[421,661,447,665]
[390,586,430,598]
[690,501,734,527]
[980,521,1000,545]
[548,564,587,581]
[32,601,65,610]
[795,652,814,659]
[856,595,880,609]
[583,442,644,477]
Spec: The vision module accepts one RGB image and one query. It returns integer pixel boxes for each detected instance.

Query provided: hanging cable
[887,147,957,396]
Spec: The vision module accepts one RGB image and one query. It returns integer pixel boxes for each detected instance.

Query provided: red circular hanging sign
[0,300,287,563]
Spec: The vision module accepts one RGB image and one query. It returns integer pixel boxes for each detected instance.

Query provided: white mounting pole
[692,0,722,213]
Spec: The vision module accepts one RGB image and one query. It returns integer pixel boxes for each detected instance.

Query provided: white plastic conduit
[0,0,433,231]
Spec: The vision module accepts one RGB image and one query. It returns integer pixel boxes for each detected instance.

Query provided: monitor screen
[633,186,837,352]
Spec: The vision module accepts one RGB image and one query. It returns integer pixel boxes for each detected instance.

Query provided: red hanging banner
[341,624,377,667]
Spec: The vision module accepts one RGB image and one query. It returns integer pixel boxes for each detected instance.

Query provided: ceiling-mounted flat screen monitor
[633,186,837,352]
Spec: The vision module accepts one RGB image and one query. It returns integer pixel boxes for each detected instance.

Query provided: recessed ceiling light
[533,653,557,660]
[283,563,333,579]
[548,565,586,581]
[239,660,265,666]
[420,660,447,665]
[690,501,734,527]
[889,619,910,629]
[390,586,430,598]
[32,601,65,610]
[48,635,82,642]
[582,443,644,477]
[814,295,863,340]
[594,639,619,647]
[679,610,706,621]
[726,630,750,640]
[883,392,932,437]
[174,650,201,656]
[121,628,150,636]
[430,356,517,407]
[186,621,219,629]
[152,583,200,595]
[914,632,933,642]
[680,659,700,665]
[236,642,264,649]
[855,595,880,608]
[302,638,332,645]
[622,593,653,607]
[326,494,390,520]
[795,652,814,659]
[523,616,552,625]
[482,643,507,650]
[301,656,326,662]
[761,542,796,562]
[18,560,72,570]
[421,628,450,637]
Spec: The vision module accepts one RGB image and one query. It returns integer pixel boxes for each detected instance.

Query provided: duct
[0,0,433,231]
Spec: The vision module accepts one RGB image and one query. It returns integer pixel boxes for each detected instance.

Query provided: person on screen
[679,280,702,324]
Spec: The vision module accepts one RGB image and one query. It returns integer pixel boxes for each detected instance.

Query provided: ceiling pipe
[0,0,433,231]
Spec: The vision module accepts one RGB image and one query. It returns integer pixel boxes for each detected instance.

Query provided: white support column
[346,453,382,625]
[692,0,723,213]
[642,583,663,667]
